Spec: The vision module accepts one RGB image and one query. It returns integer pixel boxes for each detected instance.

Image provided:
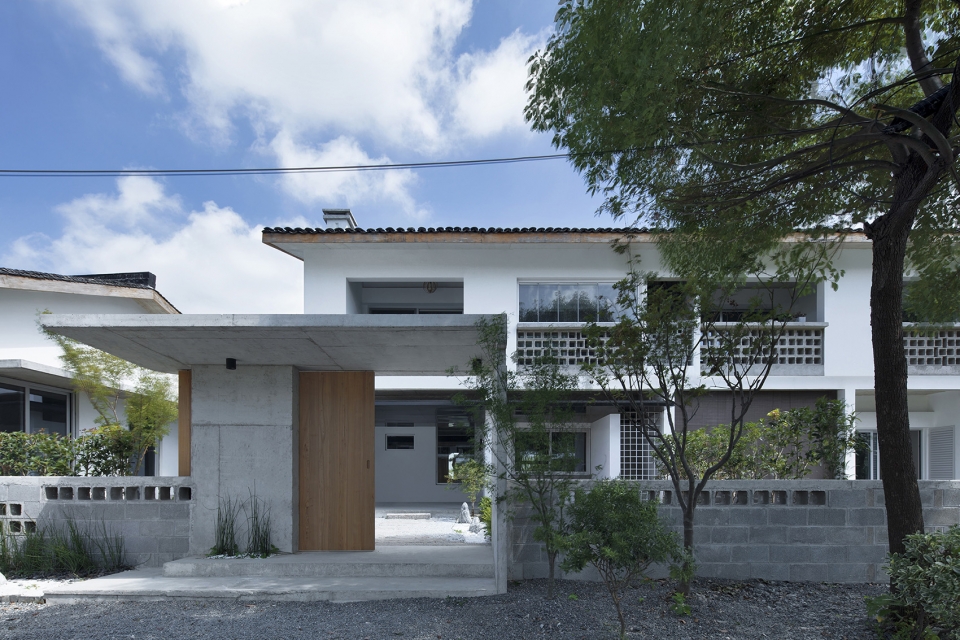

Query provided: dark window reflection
[29,391,68,437]
[0,383,25,433]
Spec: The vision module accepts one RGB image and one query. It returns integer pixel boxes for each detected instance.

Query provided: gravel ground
[0,578,884,639]
[375,515,487,545]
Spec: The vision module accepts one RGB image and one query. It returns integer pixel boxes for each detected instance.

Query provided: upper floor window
[519,283,620,323]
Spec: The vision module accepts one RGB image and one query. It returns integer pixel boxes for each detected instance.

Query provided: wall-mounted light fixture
[423,281,437,294]
[226,358,237,370]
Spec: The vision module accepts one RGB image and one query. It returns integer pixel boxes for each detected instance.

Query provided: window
[386,435,415,450]
[620,410,660,480]
[0,380,70,437]
[519,283,620,323]
[515,430,588,474]
[856,430,922,480]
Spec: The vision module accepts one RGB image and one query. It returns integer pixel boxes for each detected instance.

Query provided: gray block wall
[0,477,193,567]
[509,480,960,583]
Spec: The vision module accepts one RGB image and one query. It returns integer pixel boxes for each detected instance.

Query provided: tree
[43,325,177,475]
[526,0,960,558]
[561,479,682,640]
[455,315,583,599]
[582,247,837,592]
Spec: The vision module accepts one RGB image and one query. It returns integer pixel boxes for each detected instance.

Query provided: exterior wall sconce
[423,282,437,294]
[226,358,237,370]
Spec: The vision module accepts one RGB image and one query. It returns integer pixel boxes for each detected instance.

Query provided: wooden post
[178,369,192,476]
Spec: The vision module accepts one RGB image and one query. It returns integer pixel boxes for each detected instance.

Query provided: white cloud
[62,1,540,220]
[4,178,302,314]
[453,30,544,138]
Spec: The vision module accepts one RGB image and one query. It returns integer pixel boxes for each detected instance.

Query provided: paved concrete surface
[43,545,496,603]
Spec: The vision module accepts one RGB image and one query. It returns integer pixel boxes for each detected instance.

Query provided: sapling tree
[447,458,493,517]
[582,243,839,592]
[561,479,682,640]
[455,315,583,599]
[42,323,177,476]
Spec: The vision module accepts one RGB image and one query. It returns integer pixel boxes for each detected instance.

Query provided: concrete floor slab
[43,569,497,604]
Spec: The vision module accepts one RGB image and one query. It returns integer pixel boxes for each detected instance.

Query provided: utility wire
[0,153,575,177]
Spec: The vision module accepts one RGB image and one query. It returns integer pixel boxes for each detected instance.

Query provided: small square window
[386,435,414,450]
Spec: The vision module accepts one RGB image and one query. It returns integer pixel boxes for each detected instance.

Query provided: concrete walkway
[43,545,496,604]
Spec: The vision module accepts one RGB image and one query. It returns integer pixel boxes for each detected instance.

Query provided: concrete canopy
[40,314,498,375]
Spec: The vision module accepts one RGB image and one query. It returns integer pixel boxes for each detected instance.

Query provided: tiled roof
[263,226,650,235]
[0,267,155,290]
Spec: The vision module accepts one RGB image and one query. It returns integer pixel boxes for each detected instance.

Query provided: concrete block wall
[0,477,193,568]
[508,480,960,583]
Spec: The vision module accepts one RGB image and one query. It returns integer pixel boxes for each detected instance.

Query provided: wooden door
[299,371,375,550]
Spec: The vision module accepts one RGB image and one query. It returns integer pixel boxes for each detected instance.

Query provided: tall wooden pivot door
[299,371,375,550]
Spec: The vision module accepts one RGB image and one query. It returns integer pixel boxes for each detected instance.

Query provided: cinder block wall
[0,477,193,568]
[509,480,960,583]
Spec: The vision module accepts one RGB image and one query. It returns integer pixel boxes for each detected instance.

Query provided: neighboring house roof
[0,267,180,314]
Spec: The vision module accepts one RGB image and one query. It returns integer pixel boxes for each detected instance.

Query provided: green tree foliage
[526,0,960,562]
[455,315,583,599]
[43,324,177,476]
[447,458,493,516]
[582,251,836,591]
[0,432,75,476]
[561,480,683,639]
[677,399,860,480]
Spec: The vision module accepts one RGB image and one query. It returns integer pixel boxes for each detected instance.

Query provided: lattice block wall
[620,411,660,480]
[904,329,960,366]
[701,326,822,372]
[516,330,609,366]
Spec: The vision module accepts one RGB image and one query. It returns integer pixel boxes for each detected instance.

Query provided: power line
[0,153,575,178]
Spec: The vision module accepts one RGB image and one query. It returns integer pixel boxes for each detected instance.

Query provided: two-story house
[261,210,959,497]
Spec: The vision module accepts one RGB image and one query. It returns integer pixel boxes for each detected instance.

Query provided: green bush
[868,526,960,639]
[0,431,76,476]
[478,496,492,540]
[561,480,683,639]
[75,424,133,476]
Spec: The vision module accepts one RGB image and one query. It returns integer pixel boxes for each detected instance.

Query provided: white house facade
[261,210,960,496]
[0,268,181,475]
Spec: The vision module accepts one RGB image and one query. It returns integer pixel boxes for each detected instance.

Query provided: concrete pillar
[189,365,299,555]
[489,363,509,595]
[838,387,858,479]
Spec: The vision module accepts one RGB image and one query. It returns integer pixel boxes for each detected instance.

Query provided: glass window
[558,285,579,322]
[551,431,587,473]
[577,284,599,323]
[538,285,559,323]
[437,413,474,484]
[598,283,618,322]
[29,390,68,437]
[519,284,539,322]
[386,435,414,450]
[0,383,25,434]
[515,430,588,474]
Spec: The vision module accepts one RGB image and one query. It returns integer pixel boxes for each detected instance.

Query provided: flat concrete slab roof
[41,314,497,375]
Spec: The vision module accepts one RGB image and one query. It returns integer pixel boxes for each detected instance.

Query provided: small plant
[568,593,578,601]
[211,496,241,556]
[446,458,492,516]
[244,491,273,558]
[670,592,691,616]
[0,517,126,577]
[866,525,960,639]
[561,479,683,639]
[478,496,492,540]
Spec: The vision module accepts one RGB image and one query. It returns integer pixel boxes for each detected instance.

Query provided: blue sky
[0,1,613,313]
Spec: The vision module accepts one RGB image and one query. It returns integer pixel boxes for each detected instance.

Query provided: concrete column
[489,363,509,595]
[189,365,299,555]
[838,387,858,479]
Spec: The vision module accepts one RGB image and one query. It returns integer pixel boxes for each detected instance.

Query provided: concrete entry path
[44,545,496,603]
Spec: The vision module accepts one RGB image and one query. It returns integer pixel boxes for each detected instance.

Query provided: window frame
[517,281,622,325]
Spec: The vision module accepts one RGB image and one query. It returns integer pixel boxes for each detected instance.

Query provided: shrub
[75,424,133,476]
[868,526,960,639]
[0,431,76,476]
[0,518,127,578]
[561,480,683,639]
[478,496,492,540]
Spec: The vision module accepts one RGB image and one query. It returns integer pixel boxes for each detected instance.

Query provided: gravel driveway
[0,577,883,639]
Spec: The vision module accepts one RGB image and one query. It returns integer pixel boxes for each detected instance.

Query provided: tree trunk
[547,550,557,599]
[868,159,926,557]
[680,503,695,595]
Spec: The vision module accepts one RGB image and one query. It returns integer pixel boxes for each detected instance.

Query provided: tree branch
[903,0,945,96]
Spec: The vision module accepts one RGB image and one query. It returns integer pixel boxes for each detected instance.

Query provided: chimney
[322,209,358,230]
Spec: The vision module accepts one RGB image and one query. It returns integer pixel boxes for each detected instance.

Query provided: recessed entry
[386,435,415,450]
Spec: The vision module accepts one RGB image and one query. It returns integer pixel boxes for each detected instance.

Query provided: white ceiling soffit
[40,314,497,375]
